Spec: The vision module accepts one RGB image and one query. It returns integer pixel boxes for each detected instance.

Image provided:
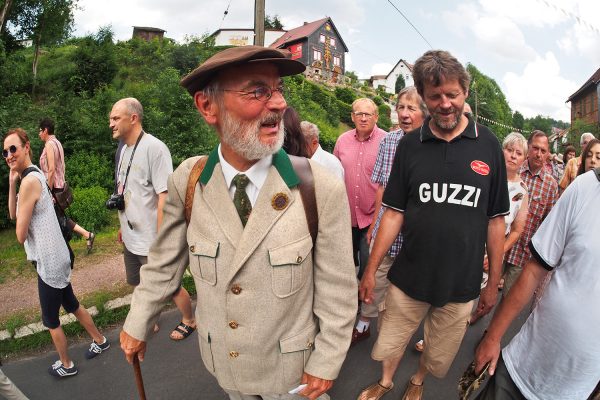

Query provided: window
[330,37,336,47]
[313,50,322,61]
[319,34,325,43]
[333,56,340,66]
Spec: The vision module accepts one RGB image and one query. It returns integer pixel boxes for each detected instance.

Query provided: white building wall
[213,30,284,47]
[381,62,414,94]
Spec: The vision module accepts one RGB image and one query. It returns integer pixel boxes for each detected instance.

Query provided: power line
[386,0,433,49]
[219,0,233,30]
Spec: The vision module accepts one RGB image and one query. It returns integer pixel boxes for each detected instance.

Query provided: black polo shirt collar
[419,115,479,143]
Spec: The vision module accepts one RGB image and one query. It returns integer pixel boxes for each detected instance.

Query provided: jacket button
[231,284,242,295]
[296,256,303,263]
[229,321,239,329]
[229,351,239,358]
[190,245,195,253]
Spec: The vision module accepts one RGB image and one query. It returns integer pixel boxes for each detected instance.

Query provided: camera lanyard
[115,131,145,195]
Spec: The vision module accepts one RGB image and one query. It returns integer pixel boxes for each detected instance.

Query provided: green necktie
[232,174,252,226]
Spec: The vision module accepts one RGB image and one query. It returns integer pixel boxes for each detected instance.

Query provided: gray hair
[397,86,429,117]
[581,132,595,145]
[300,121,320,139]
[503,132,528,154]
[120,97,144,122]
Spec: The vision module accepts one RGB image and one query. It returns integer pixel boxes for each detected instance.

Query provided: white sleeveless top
[19,167,71,288]
[505,180,528,236]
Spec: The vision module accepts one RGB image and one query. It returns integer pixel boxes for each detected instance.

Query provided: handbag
[53,182,74,209]
[22,167,75,268]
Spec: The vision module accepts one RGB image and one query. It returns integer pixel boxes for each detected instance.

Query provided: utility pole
[254,0,265,46]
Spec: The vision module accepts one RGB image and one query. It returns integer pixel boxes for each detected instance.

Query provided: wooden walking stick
[132,353,147,400]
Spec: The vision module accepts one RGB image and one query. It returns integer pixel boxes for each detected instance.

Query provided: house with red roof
[566,67,600,127]
[270,17,349,84]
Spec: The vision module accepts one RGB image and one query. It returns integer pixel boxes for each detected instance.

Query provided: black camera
[106,194,125,210]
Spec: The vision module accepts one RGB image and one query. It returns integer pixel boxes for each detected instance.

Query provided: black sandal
[86,232,96,254]
[170,322,196,341]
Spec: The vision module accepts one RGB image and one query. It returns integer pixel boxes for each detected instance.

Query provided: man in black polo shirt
[357,50,509,400]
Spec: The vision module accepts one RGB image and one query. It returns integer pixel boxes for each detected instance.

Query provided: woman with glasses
[38,118,95,253]
[4,128,110,379]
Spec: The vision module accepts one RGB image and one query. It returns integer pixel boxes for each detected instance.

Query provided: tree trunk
[31,11,45,96]
[0,0,13,33]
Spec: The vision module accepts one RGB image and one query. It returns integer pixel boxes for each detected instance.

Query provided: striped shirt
[371,129,405,257]
[334,126,386,228]
[506,160,558,268]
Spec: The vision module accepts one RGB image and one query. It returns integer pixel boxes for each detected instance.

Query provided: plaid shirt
[506,160,558,267]
[371,129,405,257]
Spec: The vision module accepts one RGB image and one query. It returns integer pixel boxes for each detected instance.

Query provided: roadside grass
[0,273,196,359]
[0,213,121,285]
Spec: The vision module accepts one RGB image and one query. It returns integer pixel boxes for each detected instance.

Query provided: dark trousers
[352,226,370,280]
[475,354,526,400]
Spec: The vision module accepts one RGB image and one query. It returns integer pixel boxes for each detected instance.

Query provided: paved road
[3,294,527,400]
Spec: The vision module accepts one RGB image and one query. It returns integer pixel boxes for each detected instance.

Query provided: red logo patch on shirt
[471,160,490,176]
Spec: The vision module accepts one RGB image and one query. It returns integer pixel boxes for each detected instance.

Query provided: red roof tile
[269,17,348,52]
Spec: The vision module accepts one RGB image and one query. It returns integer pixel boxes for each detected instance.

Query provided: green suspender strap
[184,155,318,245]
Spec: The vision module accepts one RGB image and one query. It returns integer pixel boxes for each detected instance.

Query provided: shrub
[67,186,111,232]
[378,104,392,131]
[334,86,356,104]
[66,152,114,192]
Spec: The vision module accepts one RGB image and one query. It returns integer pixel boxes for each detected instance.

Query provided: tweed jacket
[123,148,357,395]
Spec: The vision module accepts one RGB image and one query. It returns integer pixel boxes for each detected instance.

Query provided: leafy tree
[264,14,283,30]
[512,110,524,130]
[395,74,405,94]
[6,0,77,93]
[334,86,355,104]
[69,26,117,95]
[467,63,513,139]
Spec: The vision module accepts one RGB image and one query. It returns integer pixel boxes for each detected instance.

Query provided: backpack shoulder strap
[289,156,318,246]
[185,156,208,225]
[22,166,39,178]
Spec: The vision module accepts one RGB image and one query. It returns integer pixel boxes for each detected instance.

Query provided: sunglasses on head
[2,145,18,158]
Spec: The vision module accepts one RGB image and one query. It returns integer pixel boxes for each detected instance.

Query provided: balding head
[581,132,595,147]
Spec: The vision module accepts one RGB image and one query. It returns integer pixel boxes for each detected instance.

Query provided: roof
[132,26,166,33]
[566,67,600,102]
[385,59,413,79]
[269,17,349,52]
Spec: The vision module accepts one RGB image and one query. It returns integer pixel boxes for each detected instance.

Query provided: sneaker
[85,337,110,359]
[48,360,78,378]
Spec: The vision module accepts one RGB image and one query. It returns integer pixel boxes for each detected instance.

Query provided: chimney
[303,22,308,25]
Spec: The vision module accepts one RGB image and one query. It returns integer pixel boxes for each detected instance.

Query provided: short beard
[432,105,463,130]
[220,111,285,161]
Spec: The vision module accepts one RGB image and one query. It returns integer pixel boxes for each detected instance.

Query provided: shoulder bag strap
[185,156,208,225]
[289,156,318,246]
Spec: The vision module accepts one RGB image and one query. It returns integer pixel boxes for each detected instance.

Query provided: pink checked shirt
[334,126,386,228]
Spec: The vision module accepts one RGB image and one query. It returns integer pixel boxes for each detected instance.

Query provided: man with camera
[109,97,196,341]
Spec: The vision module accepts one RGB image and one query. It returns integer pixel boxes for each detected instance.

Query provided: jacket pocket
[189,234,219,286]
[268,234,313,298]
[197,324,215,373]
[280,323,318,388]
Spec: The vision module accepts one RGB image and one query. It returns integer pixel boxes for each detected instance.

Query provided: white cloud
[478,0,569,28]
[473,16,537,62]
[503,52,577,121]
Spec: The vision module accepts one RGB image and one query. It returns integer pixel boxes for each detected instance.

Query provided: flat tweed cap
[180,45,306,95]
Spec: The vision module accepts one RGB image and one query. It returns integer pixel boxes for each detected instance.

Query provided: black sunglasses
[2,145,18,158]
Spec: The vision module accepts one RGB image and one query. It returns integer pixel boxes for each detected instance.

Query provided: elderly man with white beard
[119,46,357,400]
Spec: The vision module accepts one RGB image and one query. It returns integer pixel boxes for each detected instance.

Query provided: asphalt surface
[2,293,528,400]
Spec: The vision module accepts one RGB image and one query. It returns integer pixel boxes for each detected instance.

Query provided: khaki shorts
[360,254,393,318]
[372,285,473,378]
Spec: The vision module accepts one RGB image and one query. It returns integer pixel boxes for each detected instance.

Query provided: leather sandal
[401,378,423,400]
[357,381,393,400]
[170,321,196,341]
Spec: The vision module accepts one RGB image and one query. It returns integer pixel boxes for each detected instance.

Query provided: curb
[0,294,132,342]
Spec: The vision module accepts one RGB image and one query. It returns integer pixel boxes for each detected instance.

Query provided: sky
[71,0,600,123]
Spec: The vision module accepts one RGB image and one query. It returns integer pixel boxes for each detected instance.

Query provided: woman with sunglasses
[4,128,110,378]
[38,118,95,253]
